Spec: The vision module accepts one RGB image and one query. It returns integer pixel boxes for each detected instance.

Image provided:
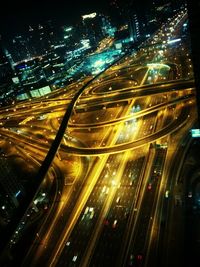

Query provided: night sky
[0,0,112,38]
[0,0,172,40]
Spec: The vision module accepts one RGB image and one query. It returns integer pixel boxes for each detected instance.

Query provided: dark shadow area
[187,0,200,125]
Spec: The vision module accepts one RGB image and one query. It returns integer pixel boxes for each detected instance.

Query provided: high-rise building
[63,26,74,46]
[10,20,62,62]
[101,15,117,37]
[15,58,45,87]
[0,38,14,98]
[11,35,32,62]
[129,13,140,42]
[28,20,62,56]
[40,49,66,81]
[81,13,104,47]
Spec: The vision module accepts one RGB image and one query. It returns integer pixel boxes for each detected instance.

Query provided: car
[136,254,143,261]
[128,254,134,266]
[116,197,120,203]
[72,255,78,262]
[165,190,169,198]
[112,219,118,228]
[103,218,109,226]
[147,183,152,190]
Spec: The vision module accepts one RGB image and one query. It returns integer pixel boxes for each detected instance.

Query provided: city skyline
[0,0,114,38]
[0,0,176,38]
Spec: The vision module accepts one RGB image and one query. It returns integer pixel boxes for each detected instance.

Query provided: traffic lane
[89,155,146,267]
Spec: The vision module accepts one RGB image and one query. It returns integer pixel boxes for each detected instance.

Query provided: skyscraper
[0,38,14,98]
[129,13,140,42]
[11,35,32,62]
[81,13,104,47]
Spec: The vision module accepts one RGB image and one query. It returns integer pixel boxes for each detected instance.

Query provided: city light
[82,12,97,20]
[93,59,105,68]
[15,191,21,197]
[167,38,181,44]
[191,129,200,138]
[64,27,72,32]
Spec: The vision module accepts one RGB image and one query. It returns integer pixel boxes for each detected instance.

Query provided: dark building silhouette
[81,13,106,47]
[11,35,33,62]
[0,39,13,91]
[187,0,200,125]
[129,13,140,42]
[0,38,14,104]
[0,156,24,226]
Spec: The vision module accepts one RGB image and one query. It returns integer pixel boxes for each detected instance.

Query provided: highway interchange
[0,8,198,267]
